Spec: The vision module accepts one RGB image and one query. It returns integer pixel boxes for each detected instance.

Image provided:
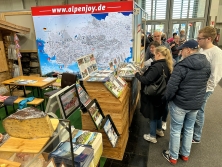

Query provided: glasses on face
[197,37,206,41]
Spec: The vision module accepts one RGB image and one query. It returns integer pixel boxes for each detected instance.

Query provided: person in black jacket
[170,35,181,63]
[162,40,211,165]
[134,46,173,144]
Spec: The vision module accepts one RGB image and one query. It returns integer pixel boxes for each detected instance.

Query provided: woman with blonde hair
[134,46,173,143]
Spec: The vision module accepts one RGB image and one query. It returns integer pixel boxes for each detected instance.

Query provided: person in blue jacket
[162,40,211,165]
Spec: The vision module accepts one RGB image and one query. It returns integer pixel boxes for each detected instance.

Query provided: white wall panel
[0,0,23,11]
[216,6,222,23]
[23,0,36,10]
[68,0,118,4]
[37,0,64,6]
[210,0,219,16]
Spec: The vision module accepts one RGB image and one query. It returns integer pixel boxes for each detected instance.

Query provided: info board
[31,1,134,76]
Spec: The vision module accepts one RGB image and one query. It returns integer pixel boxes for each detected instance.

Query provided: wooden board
[0,119,59,153]
[0,137,50,153]
[0,158,21,167]
[0,41,8,72]
[0,19,30,34]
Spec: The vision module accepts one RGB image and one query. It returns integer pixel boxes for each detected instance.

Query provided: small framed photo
[57,84,81,119]
[101,114,120,147]
[45,158,56,167]
[86,99,105,129]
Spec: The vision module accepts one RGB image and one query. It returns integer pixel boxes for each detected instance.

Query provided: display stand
[81,80,130,160]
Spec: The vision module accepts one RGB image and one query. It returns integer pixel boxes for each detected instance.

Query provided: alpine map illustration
[32,12,133,75]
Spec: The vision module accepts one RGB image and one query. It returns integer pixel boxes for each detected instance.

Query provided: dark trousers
[162,103,168,122]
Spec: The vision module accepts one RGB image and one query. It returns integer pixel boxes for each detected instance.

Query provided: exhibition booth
[0,1,148,166]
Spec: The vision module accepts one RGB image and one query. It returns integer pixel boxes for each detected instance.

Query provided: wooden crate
[82,81,129,134]
[81,101,129,134]
[81,111,129,160]
[82,81,130,160]
[102,118,129,160]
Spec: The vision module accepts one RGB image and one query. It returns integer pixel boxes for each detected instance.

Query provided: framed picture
[76,83,92,108]
[77,54,98,80]
[57,84,81,119]
[45,158,56,167]
[102,115,120,147]
[86,99,105,129]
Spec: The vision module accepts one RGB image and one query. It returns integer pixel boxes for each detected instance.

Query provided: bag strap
[161,63,167,78]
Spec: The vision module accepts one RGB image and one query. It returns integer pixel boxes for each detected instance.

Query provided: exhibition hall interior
[0,0,221,166]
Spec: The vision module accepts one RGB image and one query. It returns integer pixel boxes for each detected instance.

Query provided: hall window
[172,0,206,19]
[145,0,167,20]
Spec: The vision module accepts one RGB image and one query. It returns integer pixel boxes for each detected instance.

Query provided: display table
[81,79,139,160]
[2,76,56,97]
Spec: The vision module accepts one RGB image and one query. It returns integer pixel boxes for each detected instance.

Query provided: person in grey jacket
[162,40,211,165]
[145,31,171,61]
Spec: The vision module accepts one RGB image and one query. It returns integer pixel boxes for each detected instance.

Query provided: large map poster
[31,1,133,76]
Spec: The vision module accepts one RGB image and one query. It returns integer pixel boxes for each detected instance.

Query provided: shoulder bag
[143,64,167,96]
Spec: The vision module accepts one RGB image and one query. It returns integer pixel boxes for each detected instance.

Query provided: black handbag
[143,64,167,96]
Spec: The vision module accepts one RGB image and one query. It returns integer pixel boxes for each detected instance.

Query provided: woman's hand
[134,70,139,75]
[170,43,175,48]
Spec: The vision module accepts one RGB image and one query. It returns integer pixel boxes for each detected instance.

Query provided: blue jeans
[168,101,198,159]
[150,119,162,137]
[193,91,213,141]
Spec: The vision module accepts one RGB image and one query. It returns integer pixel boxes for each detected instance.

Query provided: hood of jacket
[177,53,209,70]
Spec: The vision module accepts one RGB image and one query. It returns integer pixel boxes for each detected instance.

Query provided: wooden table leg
[4,105,9,116]
[22,86,27,97]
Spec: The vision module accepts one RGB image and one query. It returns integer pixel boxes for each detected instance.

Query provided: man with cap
[162,40,211,165]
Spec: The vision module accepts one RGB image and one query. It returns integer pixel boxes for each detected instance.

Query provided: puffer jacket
[165,53,211,110]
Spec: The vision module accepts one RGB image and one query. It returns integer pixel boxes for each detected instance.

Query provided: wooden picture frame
[101,114,120,147]
[86,99,105,130]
